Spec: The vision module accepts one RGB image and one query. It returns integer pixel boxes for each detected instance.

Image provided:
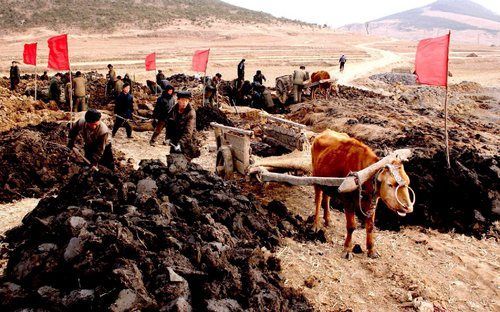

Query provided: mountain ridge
[0,0,311,33]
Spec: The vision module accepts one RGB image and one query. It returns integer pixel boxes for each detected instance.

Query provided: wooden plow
[211,117,412,194]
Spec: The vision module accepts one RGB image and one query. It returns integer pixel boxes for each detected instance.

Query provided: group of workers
[7,54,348,170]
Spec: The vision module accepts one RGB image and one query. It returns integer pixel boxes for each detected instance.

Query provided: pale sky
[222,0,500,27]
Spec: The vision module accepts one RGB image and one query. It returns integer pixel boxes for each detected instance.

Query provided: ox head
[375,160,415,217]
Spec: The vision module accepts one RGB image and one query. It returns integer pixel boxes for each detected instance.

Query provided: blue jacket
[115,92,133,118]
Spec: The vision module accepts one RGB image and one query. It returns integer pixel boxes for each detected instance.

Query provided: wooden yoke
[338,149,412,193]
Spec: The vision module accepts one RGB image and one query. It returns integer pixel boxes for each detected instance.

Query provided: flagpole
[444,85,450,168]
[34,65,37,101]
[69,69,74,119]
[155,69,158,96]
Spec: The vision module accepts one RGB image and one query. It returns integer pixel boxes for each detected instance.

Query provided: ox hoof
[342,251,353,261]
[368,250,380,259]
[312,223,321,233]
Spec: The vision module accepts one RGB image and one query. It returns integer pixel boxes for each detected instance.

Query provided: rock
[110,289,138,312]
[163,297,192,312]
[62,289,95,307]
[0,282,29,307]
[206,298,243,312]
[64,237,83,261]
[137,177,158,199]
[69,216,86,231]
[167,267,185,283]
[167,154,189,174]
[38,243,58,252]
[37,285,62,305]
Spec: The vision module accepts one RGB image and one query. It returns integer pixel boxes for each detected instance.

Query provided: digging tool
[71,147,92,166]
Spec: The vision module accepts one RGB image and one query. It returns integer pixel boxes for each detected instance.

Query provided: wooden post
[444,85,451,168]
[202,72,206,106]
[69,69,73,116]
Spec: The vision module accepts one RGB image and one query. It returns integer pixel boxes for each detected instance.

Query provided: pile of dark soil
[165,73,199,89]
[0,122,80,203]
[195,106,234,131]
[0,155,313,311]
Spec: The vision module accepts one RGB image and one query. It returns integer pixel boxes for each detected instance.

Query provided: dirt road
[329,40,403,85]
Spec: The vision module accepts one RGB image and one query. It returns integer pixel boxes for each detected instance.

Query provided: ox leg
[322,194,331,227]
[312,185,323,232]
[366,209,380,259]
[342,209,356,260]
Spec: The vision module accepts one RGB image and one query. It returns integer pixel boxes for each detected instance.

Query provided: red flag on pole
[192,49,210,73]
[415,33,450,86]
[23,43,37,66]
[145,53,156,71]
[47,34,70,70]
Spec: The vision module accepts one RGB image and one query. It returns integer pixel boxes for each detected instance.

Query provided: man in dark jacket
[237,59,245,81]
[9,61,20,91]
[165,91,199,159]
[339,55,347,72]
[253,70,266,85]
[156,70,166,86]
[150,84,175,146]
[68,109,114,170]
[112,83,133,138]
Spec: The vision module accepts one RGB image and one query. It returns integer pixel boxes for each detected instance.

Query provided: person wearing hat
[107,64,117,96]
[68,109,114,169]
[112,83,133,138]
[9,61,20,91]
[163,91,199,159]
[292,65,309,103]
[150,83,175,146]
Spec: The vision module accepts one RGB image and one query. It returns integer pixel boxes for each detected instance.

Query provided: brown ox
[312,130,414,259]
[310,71,332,99]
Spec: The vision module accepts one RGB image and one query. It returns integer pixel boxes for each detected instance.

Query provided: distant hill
[0,0,309,33]
[340,0,500,44]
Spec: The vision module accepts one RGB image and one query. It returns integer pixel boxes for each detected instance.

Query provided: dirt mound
[369,72,417,85]
[195,106,234,131]
[165,73,199,89]
[0,123,80,203]
[0,155,312,311]
[449,81,483,93]
[466,53,478,57]
[0,84,68,133]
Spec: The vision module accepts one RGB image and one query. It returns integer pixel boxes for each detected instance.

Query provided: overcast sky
[222,0,500,27]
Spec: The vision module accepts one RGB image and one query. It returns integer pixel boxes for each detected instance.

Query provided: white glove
[174,144,181,152]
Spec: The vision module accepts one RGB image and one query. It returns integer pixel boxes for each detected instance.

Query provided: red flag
[192,49,210,73]
[23,43,37,66]
[47,34,70,70]
[145,53,156,71]
[415,33,450,86]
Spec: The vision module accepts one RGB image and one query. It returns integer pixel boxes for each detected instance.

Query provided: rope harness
[350,164,415,219]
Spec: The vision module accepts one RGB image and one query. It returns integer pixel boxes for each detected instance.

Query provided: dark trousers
[150,120,167,143]
[340,62,345,72]
[10,79,19,91]
[112,117,132,137]
[84,143,114,170]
